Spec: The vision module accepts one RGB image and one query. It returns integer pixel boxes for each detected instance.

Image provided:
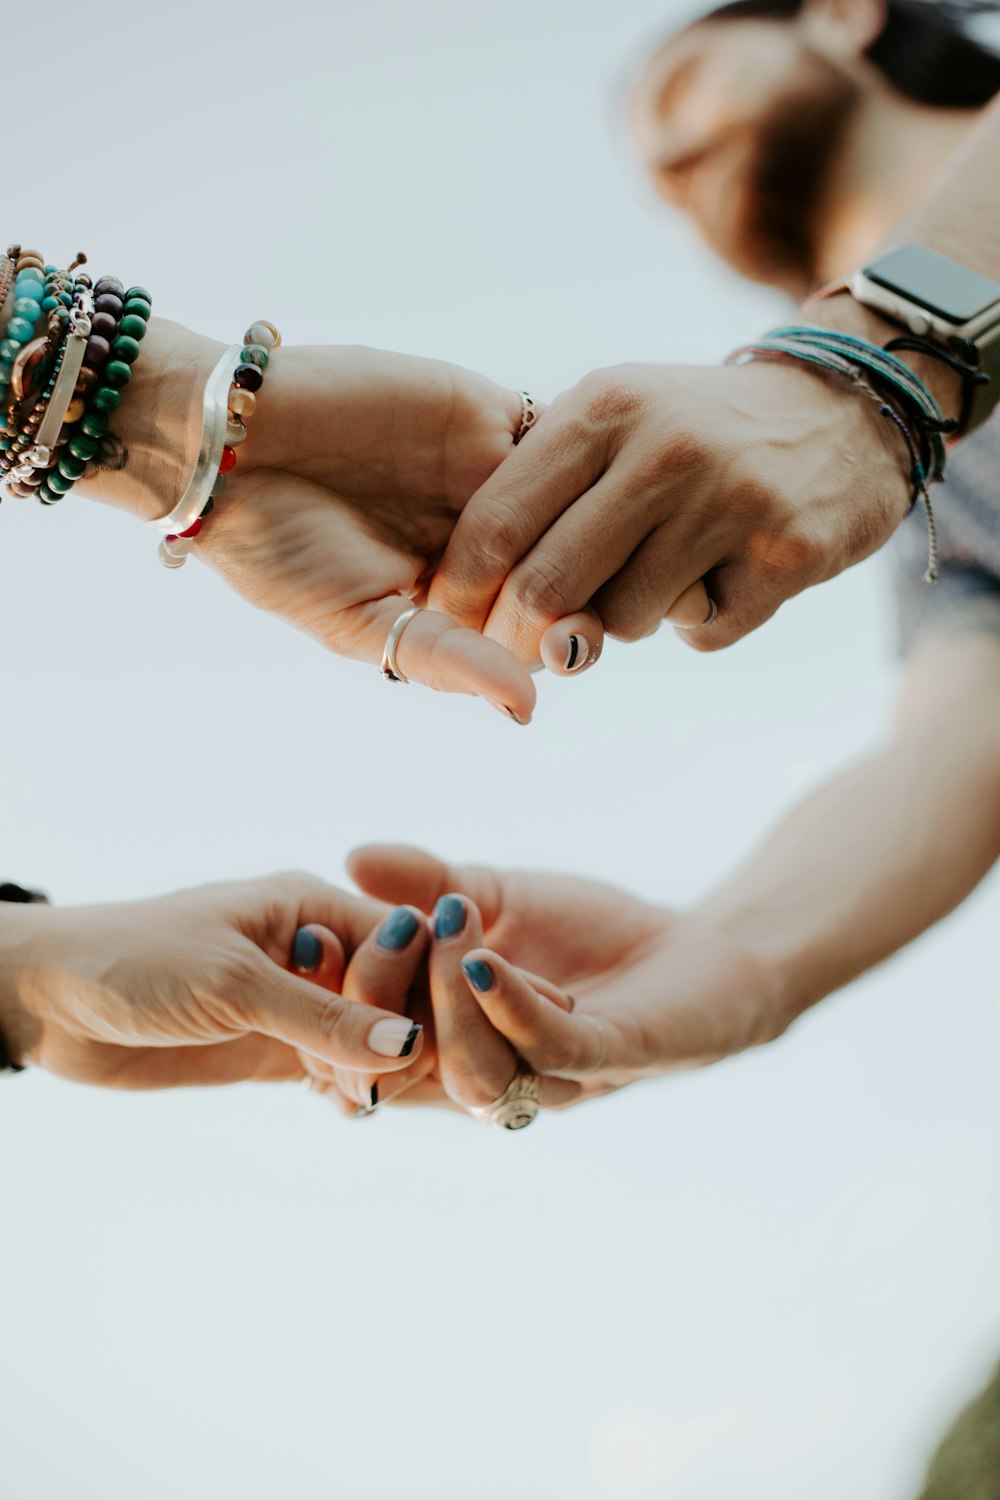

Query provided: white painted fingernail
[564,635,589,672]
[368,1018,422,1058]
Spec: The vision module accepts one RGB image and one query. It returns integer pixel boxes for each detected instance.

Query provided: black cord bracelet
[883,334,989,438]
[0,880,50,1074]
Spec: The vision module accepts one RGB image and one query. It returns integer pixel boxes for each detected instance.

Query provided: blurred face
[630,19,862,294]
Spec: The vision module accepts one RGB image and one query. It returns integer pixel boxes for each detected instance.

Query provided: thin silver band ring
[380,604,423,684]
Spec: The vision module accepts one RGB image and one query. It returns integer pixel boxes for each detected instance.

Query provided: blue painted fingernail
[377,907,420,951]
[434,895,466,940]
[292,927,322,973]
[462,959,494,993]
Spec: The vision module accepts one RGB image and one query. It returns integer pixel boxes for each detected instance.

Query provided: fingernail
[488,700,531,726]
[462,958,494,993]
[355,1082,380,1117]
[368,1018,422,1058]
[564,635,589,672]
[434,894,466,940]
[292,927,323,973]
[377,907,420,951]
[566,994,577,1012]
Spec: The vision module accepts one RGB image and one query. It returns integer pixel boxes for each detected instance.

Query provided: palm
[198,347,535,708]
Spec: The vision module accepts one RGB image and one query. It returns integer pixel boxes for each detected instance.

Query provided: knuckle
[576,368,645,428]
[746,512,826,588]
[651,426,710,484]
[508,552,578,625]
[470,494,530,574]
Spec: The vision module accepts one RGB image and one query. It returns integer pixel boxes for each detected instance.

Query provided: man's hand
[429,358,912,659]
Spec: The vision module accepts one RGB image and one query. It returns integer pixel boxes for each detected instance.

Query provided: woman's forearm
[698,634,1000,1020]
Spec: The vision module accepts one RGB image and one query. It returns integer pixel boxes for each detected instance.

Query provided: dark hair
[701,0,1000,106]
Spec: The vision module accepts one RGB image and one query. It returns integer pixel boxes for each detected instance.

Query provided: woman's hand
[85,322,603,718]
[348,845,787,1113]
[0,874,427,1090]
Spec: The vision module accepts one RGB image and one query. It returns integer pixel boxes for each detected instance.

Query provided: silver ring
[514,390,537,445]
[379,604,423,684]
[468,1061,541,1130]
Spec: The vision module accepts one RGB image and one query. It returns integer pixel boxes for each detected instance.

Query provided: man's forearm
[899,92,1000,284]
[810,94,1000,427]
[698,635,1000,1020]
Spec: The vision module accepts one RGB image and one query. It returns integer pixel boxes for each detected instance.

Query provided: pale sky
[2,2,999,1497]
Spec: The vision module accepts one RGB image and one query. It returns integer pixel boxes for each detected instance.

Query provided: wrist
[805,295,964,428]
[75,318,224,524]
[691,892,822,1032]
[0,902,50,1068]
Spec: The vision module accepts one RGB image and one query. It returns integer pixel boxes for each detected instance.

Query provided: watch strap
[960,318,1000,434]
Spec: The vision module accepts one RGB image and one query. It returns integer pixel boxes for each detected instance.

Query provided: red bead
[219,445,237,474]
[178,519,202,539]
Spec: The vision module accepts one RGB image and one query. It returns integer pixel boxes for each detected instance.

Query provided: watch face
[863,243,1000,324]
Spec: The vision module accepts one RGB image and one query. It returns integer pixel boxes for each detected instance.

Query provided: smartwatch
[848,242,1000,434]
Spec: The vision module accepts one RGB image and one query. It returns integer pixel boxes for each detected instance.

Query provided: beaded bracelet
[2,282,93,491]
[36,278,152,505]
[155,320,280,568]
[0,242,154,502]
[0,255,48,427]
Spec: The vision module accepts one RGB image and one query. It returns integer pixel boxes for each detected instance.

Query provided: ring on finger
[468,1059,541,1131]
[675,593,718,630]
[379,603,423,684]
[514,390,537,445]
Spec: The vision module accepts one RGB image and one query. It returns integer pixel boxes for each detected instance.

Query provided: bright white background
[2,2,999,1497]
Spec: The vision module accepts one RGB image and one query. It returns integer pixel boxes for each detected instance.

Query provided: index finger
[429,407,608,633]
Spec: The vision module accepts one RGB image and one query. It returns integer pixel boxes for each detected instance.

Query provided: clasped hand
[110,324,912,722]
[1,855,785,1113]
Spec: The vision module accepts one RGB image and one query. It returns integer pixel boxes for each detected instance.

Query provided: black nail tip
[370,1082,379,1109]
[399,1022,421,1058]
[566,994,577,1012]
[565,635,580,671]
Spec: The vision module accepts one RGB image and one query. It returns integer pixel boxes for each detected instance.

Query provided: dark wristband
[0,880,50,1073]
